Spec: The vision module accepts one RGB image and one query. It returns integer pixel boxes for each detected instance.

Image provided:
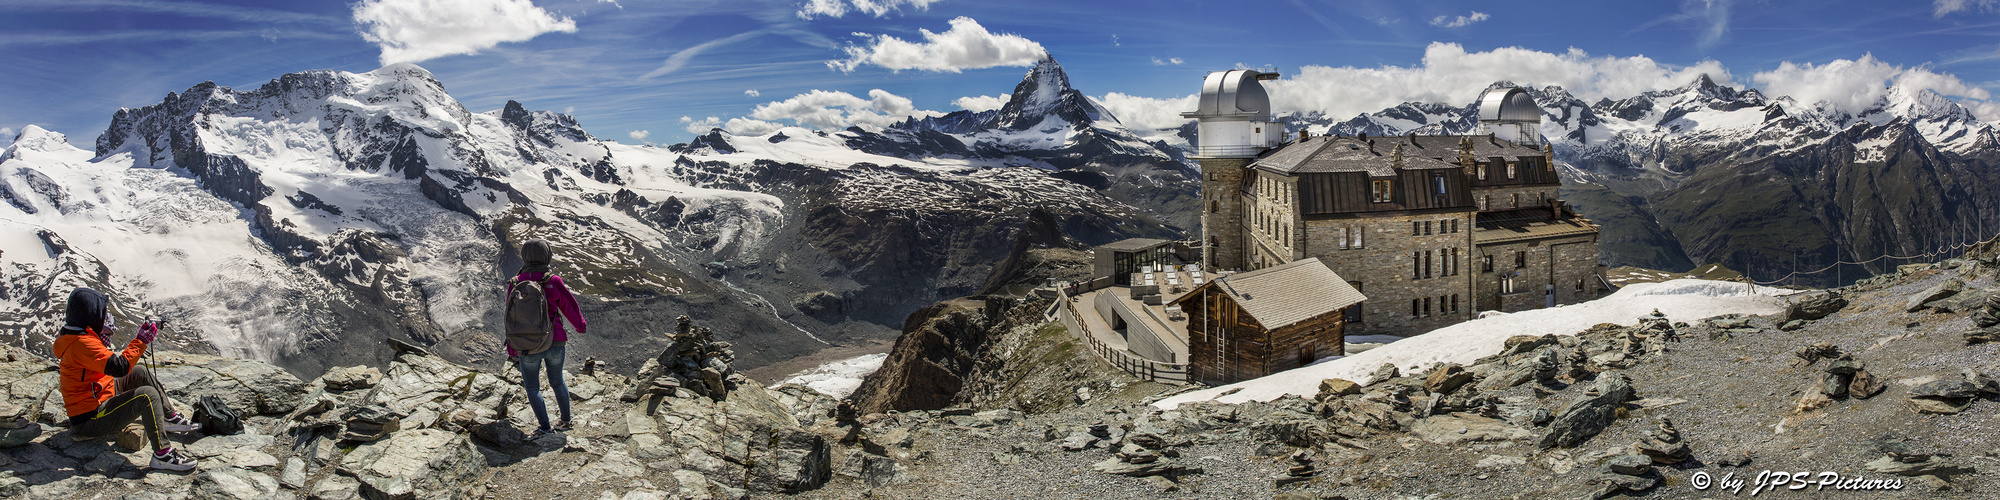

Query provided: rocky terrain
[8,244,2000,498]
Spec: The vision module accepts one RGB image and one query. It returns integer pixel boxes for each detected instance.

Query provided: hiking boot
[164,412,201,433]
[529,427,556,440]
[150,448,197,471]
[553,419,573,431]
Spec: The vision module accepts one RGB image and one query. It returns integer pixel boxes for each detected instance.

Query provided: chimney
[1298,130,1309,143]
[1367,139,1376,154]
[1391,143,1405,169]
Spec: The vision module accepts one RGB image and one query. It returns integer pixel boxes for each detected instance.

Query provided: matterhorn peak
[987,55,1116,131]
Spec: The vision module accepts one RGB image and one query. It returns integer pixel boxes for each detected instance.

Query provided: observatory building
[1183,73,1605,338]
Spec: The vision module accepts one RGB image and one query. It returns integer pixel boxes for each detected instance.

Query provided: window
[1424,250,1433,279]
[1432,173,1448,195]
[1483,255,1494,272]
[1424,221,1433,235]
[1507,162,1517,179]
[1339,227,1349,249]
[1444,248,1456,275]
[1411,298,1420,318]
[1477,165,1487,181]
[1423,297,1433,317]
[1207,172,1214,181]
[1576,279,1586,292]
[1516,251,1527,268]
[1412,221,1421,236]
[1371,180,1392,203]
[1512,193,1520,208]
[1452,294,1460,313]
[1412,251,1422,279]
[1210,201,1219,213]
[1479,195,1489,211]
[1354,226,1364,248]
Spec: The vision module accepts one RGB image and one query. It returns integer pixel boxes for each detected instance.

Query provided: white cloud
[1752,54,1993,115]
[1112,34,1120,46]
[1935,0,1997,16]
[745,89,941,130]
[952,94,1010,112]
[829,17,1047,73]
[683,115,783,136]
[797,0,940,19]
[744,89,761,97]
[1151,56,1184,66]
[0,126,14,146]
[352,0,577,65]
[1096,92,1198,132]
[1261,42,1735,120]
[1429,11,1489,28]
[627,129,649,142]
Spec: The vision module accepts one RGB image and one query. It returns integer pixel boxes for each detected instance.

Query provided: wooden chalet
[1170,258,1367,385]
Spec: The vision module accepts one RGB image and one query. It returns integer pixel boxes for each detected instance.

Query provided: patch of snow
[1155,279,1794,410]
[773,353,888,399]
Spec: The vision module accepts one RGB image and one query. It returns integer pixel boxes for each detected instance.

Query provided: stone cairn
[1792,343,1884,413]
[621,315,740,404]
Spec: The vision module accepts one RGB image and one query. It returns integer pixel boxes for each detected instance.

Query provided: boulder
[1424,364,1474,395]
[1912,380,1978,400]
[1849,370,1884,399]
[308,475,362,500]
[1602,454,1654,476]
[1906,278,1964,312]
[1865,455,1977,477]
[320,366,384,391]
[1370,363,1400,384]
[281,457,308,490]
[745,428,831,493]
[1316,379,1361,399]
[0,423,39,448]
[1250,413,1328,448]
[1964,369,2000,395]
[1538,373,1634,449]
[192,467,280,500]
[1966,328,2000,346]
[1821,373,1850,399]
[1786,291,1847,321]
[1411,414,1532,445]
[337,429,486,500]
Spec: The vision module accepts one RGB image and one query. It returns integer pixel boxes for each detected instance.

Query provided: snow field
[1154,279,1795,410]
[773,353,889,399]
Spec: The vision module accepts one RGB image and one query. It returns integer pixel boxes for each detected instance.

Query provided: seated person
[53,288,201,471]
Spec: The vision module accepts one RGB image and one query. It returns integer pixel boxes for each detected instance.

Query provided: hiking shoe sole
[149,454,197,471]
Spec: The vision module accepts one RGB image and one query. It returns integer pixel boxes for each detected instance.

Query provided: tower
[1183,69,1281,271]
[1476,87,1542,147]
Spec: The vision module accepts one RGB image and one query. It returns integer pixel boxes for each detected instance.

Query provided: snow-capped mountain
[0,60,1188,378]
[1268,75,2000,285]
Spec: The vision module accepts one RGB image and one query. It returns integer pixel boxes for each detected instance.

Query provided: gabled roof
[1169,258,1366,330]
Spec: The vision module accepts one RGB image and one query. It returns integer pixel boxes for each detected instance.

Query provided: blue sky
[2,0,1998,146]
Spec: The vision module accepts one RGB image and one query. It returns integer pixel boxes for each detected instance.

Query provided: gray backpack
[504,276,555,355]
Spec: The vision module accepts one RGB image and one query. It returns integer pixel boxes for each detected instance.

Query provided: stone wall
[1199,158,1252,271]
[1473,234,1601,312]
[1472,185,1562,212]
[1303,210,1476,337]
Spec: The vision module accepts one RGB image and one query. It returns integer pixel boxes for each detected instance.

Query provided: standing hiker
[504,239,587,438]
[53,288,201,470]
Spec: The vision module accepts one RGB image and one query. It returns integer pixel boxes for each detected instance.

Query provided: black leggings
[71,365,171,452]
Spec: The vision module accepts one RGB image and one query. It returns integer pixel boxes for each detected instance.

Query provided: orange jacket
[53,328,146,418]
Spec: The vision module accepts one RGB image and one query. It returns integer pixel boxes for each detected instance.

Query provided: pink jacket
[505,272,586,356]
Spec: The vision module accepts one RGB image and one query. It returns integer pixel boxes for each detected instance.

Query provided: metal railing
[1053,287,1190,384]
[1187,144,1268,158]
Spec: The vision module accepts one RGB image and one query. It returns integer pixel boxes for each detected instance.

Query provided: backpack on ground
[504,276,555,355]
[195,395,242,436]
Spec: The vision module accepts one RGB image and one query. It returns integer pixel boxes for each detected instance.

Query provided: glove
[135,321,159,345]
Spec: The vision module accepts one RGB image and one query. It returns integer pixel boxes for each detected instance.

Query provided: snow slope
[772,353,888,399]
[1154,279,1794,410]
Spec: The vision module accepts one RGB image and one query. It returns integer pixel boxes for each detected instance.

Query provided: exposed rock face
[338,429,485,499]
[849,303,1000,414]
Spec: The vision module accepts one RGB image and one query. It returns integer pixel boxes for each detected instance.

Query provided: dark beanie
[64,288,108,333]
[521,239,553,265]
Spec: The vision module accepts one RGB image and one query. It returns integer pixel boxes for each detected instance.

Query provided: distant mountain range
[1280,75,2000,285]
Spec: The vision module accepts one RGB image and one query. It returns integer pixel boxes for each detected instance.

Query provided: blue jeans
[517,342,571,432]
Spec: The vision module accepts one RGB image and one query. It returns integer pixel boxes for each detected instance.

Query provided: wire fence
[1748,231,2000,285]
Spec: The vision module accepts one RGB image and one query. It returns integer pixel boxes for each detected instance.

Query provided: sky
[2,0,1998,147]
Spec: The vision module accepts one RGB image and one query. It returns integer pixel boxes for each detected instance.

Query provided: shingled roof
[1171,257,1366,330]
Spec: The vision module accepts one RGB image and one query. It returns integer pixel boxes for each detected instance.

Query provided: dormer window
[1477,165,1487,181]
[1507,162,1517,179]
[1370,180,1392,203]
